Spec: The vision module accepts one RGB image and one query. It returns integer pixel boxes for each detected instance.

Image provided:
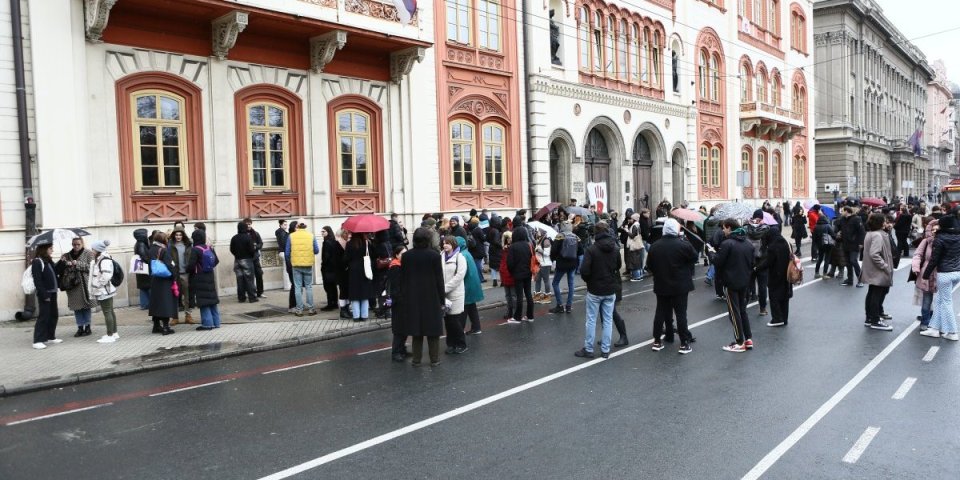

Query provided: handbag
[129,256,149,275]
[529,244,540,276]
[150,249,173,278]
[376,257,391,270]
[362,243,374,280]
[171,279,180,297]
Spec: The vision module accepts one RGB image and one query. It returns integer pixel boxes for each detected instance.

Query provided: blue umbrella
[820,205,836,219]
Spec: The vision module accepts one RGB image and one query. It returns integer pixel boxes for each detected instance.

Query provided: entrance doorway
[584,128,610,185]
[549,139,571,203]
[633,134,653,212]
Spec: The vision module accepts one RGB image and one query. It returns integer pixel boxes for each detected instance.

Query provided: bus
[941,181,960,208]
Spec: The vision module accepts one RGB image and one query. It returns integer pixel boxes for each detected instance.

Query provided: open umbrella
[565,206,591,218]
[26,227,91,249]
[761,211,779,225]
[861,197,886,207]
[819,205,837,219]
[341,214,390,233]
[532,202,561,221]
[712,203,755,222]
[526,221,558,239]
[802,199,819,210]
[670,208,705,229]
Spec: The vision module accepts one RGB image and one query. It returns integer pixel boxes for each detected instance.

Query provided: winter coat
[713,231,755,291]
[344,240,375,301]
[320,237,343,283]
[186,233,220,307]
[894,213,913,235]
[812,216,835,246]
[911,222,938,293]
[468,226,486,260]
[759,233,793,298]
[442,248,468,314]
[535,236,553,268]
[456,237,484,305]
[580,231,621,296]
[790,214,807,240]
[133,228,152,290]
[839,215,865,252]
[388,219,406,246]
[831,237,848,267]
[807,210,819,233]
[287,229,319,268]
[549,231,583,271]
[744,222,769,260]
[275,227,290,257]
[371,233,392,296]
[624,222,645,270]
[498,254,515,287]
[169,239,194,275]
[487,225,503,267]
[230,222,256,260]
[646,234,697,295]
[148,242,179,319]
[32,256,58,303]
[506,227,534,280]
[88,253,118,301]
[396,247,445,337]
[861,230,894,287]
[924,230,960,278]
[57,249,97,311]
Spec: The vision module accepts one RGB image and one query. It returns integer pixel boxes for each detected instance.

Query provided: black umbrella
[26,228,92,249]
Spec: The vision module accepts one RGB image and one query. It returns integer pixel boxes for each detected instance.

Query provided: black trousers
[724,287,751,344]
[845,250,862,282]
[816,244,833,275]
[714,272,725,297]
[411,336,439,364]
[391,333,408,356]
[810,238,819,263]
[654,293,692,344]
[464,303,481,332]
[865,285,890,323]
[612,308,626,338]
[769,290,790,324]
[286,262,295,309]
[513,278,534,320]
[444,312,467,348]
[254,257,264,296]
[896,232,910,258]
[323,280,338,308]
[751,270,768,310]
[794,238,802,255]
[33,293,59,343]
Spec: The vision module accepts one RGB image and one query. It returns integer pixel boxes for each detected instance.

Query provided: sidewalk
[0,276,587,396]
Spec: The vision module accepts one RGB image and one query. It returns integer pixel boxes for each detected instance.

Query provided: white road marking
[259,279,826,480]
[842,427,881,464]
[148,380,230,396]
[891,377,917,400]
[6,403,114,426]
[922,346,940,362]
[356,347,392,356]
[741,320,918,480]
[261,360,330,374]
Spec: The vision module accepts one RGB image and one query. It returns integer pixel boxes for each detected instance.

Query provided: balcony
[739,102,805,140]
[941,140,955,152]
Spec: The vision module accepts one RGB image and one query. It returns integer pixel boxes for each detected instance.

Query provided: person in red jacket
[498,231,516,322]
[807,205,821,260]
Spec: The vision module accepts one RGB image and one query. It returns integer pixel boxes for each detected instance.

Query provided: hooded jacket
[812,215,835,246]
[911,220,938,293]
[713,230,755,290]
[506,227,534,280]
[186,230,220,306]
[646,231,697,295]
[549,222,583,271]
[580,231,621,296]
[924,222,960,278]
[133,228,152,290]
[230,221,256,260]
[456,236,484,304]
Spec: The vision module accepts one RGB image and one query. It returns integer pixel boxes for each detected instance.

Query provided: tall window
[711,55,720,101]
[477,0,500,50]
[578,7,590,70]
[652,33,661,87]
[793,155,806,190]
[247,102,288,188]
[757,150,767,188]
[132,91,186,189]
[446,0,471,44]
[753,0,762,23]
[757,70,768,103]
[337,109,371,188]
[741,150,751,175]
[768,0,779,33]
[605,16,615,76]
[791,11,806,51]
[630,24,640,82]
[593,12,603,73]
[772,152,781,188]
[772,76,781,105]
[641,28,650,84]
[451,120,475,187]
[617,20,628,81]
[700,145,709,186]
[740,64,751,101]
[482,123,505,188]
[699,50,708,98]
[710,146,721,187]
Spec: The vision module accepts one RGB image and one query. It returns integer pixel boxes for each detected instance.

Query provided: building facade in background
[925,60,955,197]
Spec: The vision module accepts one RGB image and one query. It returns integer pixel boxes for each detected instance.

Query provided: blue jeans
[292,267,314,311]
[474,258,485,282]
[74,308,92,327]
[920,290,934,327]
[139,288,150,310]
[200,305,221,328]
[630,269,643,280]
[351,299,369,319]
[584,292,615,354]
[706,264,715,281]
[552,267,576,307]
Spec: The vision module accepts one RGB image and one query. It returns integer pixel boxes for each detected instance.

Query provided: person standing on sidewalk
[922,215,960,340]
[399,228,445,367]
[133,228,152,310]
[319,226,341,311]
[457,236,484,336]
[441,236,468,353]
[148,232,178,335]
[31,243,60,349]
[244,218,265,299]
[862,213,895,331]
[839,206,866,287]
[57,237,97,337]
[187,230,221,330]
[713,219,756,353]
[89,240,119,343]
[230,221,259,303]
[574,222,621,359]
[758,226,793,327]
[646,218,697,354]
[168,228,195,326]
[550,222,582,314]
[345,232,374,322]
[275,219,291,291]
[286,219,319,317]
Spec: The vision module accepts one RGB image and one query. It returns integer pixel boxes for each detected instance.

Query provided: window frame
[757,149,767,188]
[578,6,591,71]
[617,19,628,81]
[246,101,291,190]
[446,0,472,45]
[450,119,477,189]
[477,0,500,51]
[130,89,189,191]
[592,11,604,73]
[605,15,616,77]
[336,108,374,190]
[482,122,507,189]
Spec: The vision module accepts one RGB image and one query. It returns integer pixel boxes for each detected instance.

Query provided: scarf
[445,247,460,262]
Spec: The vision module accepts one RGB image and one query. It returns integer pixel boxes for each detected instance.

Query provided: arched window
[710,146,721,187]
[578,7,590,70]
[131,90,187,190]
[652,32,661,87]
[698,50,708,98]
[768,0,779,34]
[700,145,709,187]
[772,75,781,106]
[757,70,768,103]
[630,24,640,82]
[478,0,500,51]
[451,120,476,188]
[446,0,471,44]
[592,12,603,73]
[753,0,762,23]
[740,64,751,101]
[792,84,799,113]
[757,150,767,189]
[617,19,628,81]
[482,123,505,188]
[246,102,289,189]
[641,28,650,84]
[711,54,720,101]
[772,152,781,190]
[605,16,615,76]
[337,109,372,188]
[741,148,753,197]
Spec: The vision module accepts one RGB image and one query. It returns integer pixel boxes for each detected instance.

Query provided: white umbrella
[526,221,558,239]
[802,199,819,210]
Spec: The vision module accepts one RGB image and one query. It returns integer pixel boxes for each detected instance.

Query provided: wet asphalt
[1,262,958,480]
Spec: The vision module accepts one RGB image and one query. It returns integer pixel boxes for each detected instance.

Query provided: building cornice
[530,75,690,118]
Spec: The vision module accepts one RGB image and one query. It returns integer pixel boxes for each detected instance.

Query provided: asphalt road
[1,261,958,480]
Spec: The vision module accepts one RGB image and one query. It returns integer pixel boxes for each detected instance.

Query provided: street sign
[824,183,840,192]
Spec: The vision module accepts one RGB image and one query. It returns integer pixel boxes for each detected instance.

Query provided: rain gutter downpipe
[520,0,536,210]
[11,0,37,320]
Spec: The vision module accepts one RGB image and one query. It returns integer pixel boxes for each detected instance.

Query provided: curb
[0,288,585,398]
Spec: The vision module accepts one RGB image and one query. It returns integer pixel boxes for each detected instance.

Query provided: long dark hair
[35,244,53,261]
[322,226,335,239]
[350,232,367,249]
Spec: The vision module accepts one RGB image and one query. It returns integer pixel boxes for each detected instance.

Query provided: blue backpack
[196,245,217,273]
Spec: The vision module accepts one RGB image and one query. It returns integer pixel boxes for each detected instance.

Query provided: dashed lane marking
[148,380,230,397]
[922,346,939,362]
[842,427,881,464]
[4,403,114,426]
[891,377,917,400]
[262,360,330,373]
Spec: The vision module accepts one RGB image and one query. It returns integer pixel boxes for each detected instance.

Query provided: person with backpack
[757,226,793,327]
[30,242,61,349]
[533,229,553,304]
[506,227,536,323]
[812,215,836,278]
[56,237,97,338]
[550,221,582,314]
[862,213,896,331]
[286,219,320,317]
[89,239,120,343]
[745,211,770,315]
[714,219,756,353]
[186,230,221,330]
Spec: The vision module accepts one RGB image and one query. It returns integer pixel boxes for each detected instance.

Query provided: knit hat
[469,216,480,225]
[92,239,111,253]
[752,209,764,220]
[663,218,680,237]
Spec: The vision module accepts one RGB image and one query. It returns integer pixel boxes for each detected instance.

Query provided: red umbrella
[533,202,561,221]
[670,207,705,224]
[861,197,886,207]
[341,214,390,233]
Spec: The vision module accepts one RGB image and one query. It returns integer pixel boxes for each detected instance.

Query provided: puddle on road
[111,341,261,366]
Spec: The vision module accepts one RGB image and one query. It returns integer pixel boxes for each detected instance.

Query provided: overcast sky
[871,0,960,84]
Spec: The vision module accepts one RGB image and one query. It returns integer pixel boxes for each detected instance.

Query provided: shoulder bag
[150,248,173,278]
[362,242,374,280]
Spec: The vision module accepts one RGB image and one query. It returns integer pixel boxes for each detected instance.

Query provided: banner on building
[586,182,607,213]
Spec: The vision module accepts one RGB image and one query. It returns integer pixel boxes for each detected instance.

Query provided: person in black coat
[31,243,60,348]
[388,213,407,247]
[243,218,265,298]
[230,221,258,303]
[319,226,340,311]
[790,208,807,255]
[838,206,865,286]
[646,218,698,353]
[487,218,503,287]
[371,230,392,317]
[757,226,793,327]
[713,219,756,352]
[468,223,487,282]
[506,226,535,321]
[892,205,912,258]
[148,232,178,335]
[186,230,221,330]
[345,233,375,321]
[398,228,445,367]
[335,229,352,319]
[133,228,152,310]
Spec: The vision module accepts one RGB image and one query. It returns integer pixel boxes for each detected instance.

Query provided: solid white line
[148,380,230,397]
[922,346,940,362]
[741,321,917,480]
[842,427,881,464]
[261,360,330,374]
[357,347,392,356]
[891,377,917,400]
[6,403,114,426]
[259,278,825,480]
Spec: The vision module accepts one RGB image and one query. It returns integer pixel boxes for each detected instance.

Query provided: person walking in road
[812,215,836,278]
[745,211,770,315]
[506,227,536,322]
[807,205,821,263]
[498,231,517,320]
[714,219,756,352]
[758,226,793,327]
[839,206,866,287]
[89,240,120,343]
[345,232,374,322]
[862,213,895,331]
[286,219,319,316]
[646,218,697,354]
[31,242,60,349]
[893,204,913,259]
[186,230,221,330]
[441,236,468,353]
[550,222,582,314]
[148,231,178,335]
[487,217,503,287]
[230,221,259,303]
[790,204,807,256]
[457,236,484,336]
[57,237,97,337]
[319,226,341,311]
[399,228,445,367]
[574,222,621,359]
[625,213,646,281]
[922,215,960,340]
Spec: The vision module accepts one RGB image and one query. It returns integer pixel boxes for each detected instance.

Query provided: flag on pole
[907,129,923,156]
[393,0,416,24]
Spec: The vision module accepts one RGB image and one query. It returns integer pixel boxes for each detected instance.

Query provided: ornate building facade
[925,60,955,196]
[813,0,933,202]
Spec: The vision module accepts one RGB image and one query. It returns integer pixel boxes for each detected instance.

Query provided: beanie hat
[663,218,680,237]
[92,239,111,253]
[469,216,480,225]
[752,209,764,220]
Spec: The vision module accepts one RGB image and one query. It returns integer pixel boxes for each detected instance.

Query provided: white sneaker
[97,335,116,343]
[505,318,521,324]
[46,338,63,344]
[32,342,46,349]
[112,333,120,339]
[944,333,959,341]
[920,329,941,338]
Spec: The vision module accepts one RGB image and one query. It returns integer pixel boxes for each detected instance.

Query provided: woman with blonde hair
[56,237,98,337]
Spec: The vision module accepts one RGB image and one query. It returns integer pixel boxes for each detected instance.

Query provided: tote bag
[129,256,149,275]
[362,242,374,280]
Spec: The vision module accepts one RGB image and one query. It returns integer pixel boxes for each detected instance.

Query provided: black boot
[83,324,92,336]
[152,318,163,334]
[339,307,352,319]
[614,335,629,348]
[162,319,175,335]
[74,326,85,337]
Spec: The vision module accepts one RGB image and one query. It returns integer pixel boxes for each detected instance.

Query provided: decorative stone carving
[211,11,249,61]
[390,47,425,83]
[84,0,118,43]
[297,0,337,7]
[452,97,507,118]
[344,0,419,25]
[448,86,464,99]
[310,31,348,73]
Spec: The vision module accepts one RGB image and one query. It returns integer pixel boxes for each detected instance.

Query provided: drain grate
[241,309,288,319]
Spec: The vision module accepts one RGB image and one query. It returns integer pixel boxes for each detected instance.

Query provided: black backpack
[98,257,124,287]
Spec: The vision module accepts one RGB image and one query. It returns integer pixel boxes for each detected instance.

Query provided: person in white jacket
[89,239,119,343]
[441,236,468,355]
